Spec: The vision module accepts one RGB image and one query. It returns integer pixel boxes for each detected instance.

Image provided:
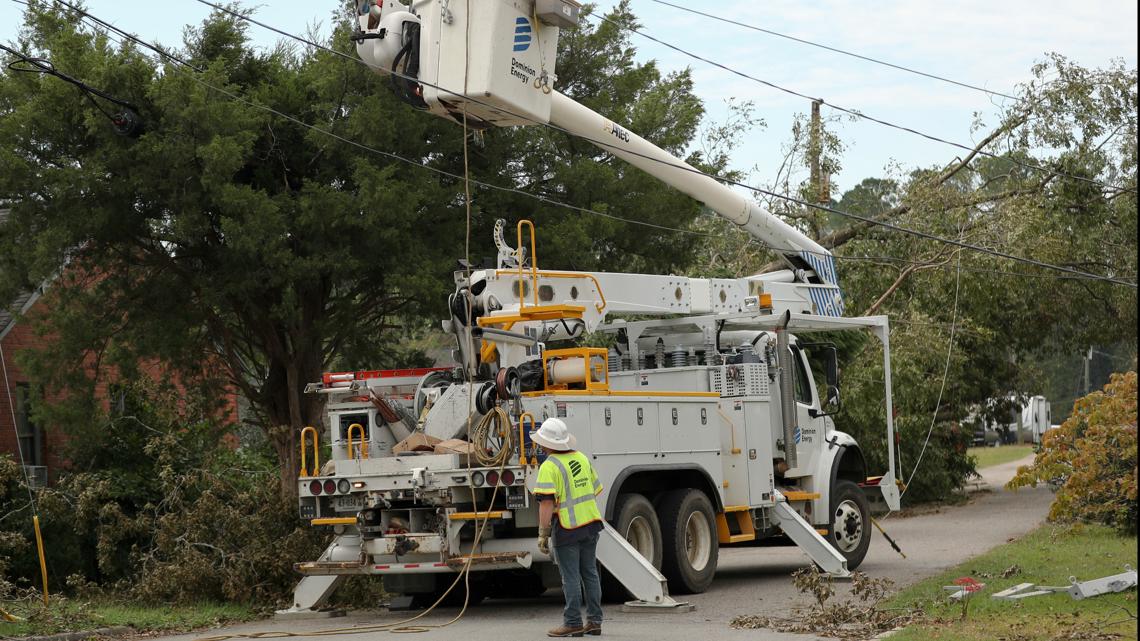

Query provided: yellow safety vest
[533,450,603,530]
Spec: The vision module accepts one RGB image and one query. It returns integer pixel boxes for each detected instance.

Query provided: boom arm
[354,0,842,316]
[549,92,834,278]
[548,92,841,308]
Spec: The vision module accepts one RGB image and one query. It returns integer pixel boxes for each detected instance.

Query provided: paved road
[160,454,1050,641]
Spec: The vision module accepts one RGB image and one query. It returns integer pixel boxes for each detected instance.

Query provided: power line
[29,0,1140,288]
[902,237,963,501]
[745,243,1127,283]
[3,20,1124,293]
[39,7,1129,300]
[36,1,718,238]
[648,0,1022,103]
[5,5,1131,292]
[184,0,1137,288]
[0,4,902,271]
[585,11,1137,196]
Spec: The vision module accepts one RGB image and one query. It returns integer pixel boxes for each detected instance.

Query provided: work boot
[582,621,602,636]
[547,624,585,637]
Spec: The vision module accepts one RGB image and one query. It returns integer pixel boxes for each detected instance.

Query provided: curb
[19,626,133,641]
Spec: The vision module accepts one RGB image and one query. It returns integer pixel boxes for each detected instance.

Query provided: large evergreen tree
[0,1,712,492]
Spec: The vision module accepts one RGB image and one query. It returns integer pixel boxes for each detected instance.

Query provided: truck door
[791,345,825,475]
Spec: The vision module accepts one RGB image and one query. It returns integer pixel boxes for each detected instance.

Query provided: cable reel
[413,370,452,420]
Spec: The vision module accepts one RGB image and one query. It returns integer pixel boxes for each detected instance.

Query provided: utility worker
[531,417,604,638]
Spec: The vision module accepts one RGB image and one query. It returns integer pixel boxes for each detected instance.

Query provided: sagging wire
[175,0,1138,287]
[879,236,965,530]
[863,235,962,555]
[583,11,1132,196]
[0,42,143,137]
[901,245,963,500]
[648,0,1022,103]
[47,0,1137,287]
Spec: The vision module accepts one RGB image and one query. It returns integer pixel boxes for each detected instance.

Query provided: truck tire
[600,492,663,601]
[827,480,871,570]
[658,488,718,594]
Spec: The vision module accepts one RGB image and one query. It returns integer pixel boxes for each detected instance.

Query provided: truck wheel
[658,488,718,594]
[600,492,663,601]
[827,480,871,570]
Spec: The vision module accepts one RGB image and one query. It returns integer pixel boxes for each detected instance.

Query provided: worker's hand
[537,526,551,555]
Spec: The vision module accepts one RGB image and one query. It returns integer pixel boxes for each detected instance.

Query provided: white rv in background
[1022,395,1052,444]
[970,395,1053,446]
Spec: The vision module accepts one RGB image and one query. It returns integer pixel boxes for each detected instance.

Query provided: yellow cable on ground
[1,606,24,622]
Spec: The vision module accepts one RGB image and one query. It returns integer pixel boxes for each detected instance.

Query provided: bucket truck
[279,0,902,614]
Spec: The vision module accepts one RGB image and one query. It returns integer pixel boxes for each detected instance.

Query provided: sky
[1,0,1137,195]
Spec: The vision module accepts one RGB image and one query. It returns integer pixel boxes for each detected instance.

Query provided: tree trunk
[263,348,326,500]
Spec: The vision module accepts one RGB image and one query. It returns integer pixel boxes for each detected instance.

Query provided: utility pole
[808,99,829,204]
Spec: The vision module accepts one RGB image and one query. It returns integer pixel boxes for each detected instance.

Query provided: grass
[885,523,1138,641]
[0,598,260,638]
[968,444,1035,470]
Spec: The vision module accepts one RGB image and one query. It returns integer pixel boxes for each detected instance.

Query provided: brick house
[0,209,62,485]
[0,290,61,487]
[1,208,243,485]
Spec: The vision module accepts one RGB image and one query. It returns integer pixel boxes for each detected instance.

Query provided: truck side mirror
[824,347,840,411]
[826,383,840,411]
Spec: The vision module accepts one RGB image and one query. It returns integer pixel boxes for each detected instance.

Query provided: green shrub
[0,379,324,605]
[1008,371,1138,534]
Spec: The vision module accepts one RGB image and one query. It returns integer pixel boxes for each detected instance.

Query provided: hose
[196,458,511,639]
[472,406,513,468]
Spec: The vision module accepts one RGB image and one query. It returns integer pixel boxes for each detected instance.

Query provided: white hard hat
[531,417,577,451]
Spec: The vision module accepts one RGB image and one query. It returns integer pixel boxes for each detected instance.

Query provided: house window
[15,383,44,467]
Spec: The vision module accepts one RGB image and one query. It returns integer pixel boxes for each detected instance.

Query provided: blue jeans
[552,532,603,628]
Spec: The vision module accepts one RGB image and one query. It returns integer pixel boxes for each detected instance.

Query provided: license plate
[333,494,365,512]
[506,492,526,509]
